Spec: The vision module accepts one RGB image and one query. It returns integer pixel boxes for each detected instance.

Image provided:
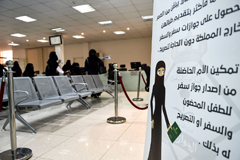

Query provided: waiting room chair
[52,76,91,109]
[33,77,79,110]
[82,75,103,94]
[91,75,114,97]
[2,77,62,133]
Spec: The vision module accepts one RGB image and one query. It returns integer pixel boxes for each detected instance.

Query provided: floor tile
[74,122,130,141]
[118,123,147,143]
[0,92,149,160]
[41,138,114,160]
[101,142,145,160]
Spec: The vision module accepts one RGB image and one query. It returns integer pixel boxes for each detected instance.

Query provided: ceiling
[0,0,153,50]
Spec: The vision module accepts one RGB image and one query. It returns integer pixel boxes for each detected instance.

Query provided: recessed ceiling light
[72,4,95,13]
[73,35,85,39]
[15,16,36,22]
[26,39,29,42]
[8,42,19,46]
[81,33,84,35]
[37,40,48,43]
[103,30,106,33]
[127,28,130,30]
[56,29,65,32]
[52,28,62,31]
[98,21,113,26]
[43,37,46,39]
[114,31,125,35]
[142,15,153,21]
[10,33,26,37]
[52,28,65,32]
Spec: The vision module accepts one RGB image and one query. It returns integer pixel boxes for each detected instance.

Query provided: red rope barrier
[141,74,147,85]
[119,76,148,110]
[0,81,5,112]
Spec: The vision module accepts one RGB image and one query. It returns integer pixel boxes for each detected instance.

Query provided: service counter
[99,71,147,91]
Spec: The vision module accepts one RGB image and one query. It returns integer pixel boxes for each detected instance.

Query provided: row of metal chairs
[1,75,114,133]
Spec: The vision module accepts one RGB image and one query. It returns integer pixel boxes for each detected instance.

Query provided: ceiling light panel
[141,15,153,21]
[98,20,113,26]
[52,28,65,32]
[114,31,125,35]
[37,40,48,43]
[10,33,26,37]
[8,43,19,46]
[56,29,65,32]
[52,28,62,31]
[15,16,37,22]
[72,4,95,13]
[73,35,85,39]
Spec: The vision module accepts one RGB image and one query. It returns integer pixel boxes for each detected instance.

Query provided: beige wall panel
[64,38,151,70]
[89,37,152,70]
[64,44,84,66]
[12,48,26,71]
[26,48,43,73]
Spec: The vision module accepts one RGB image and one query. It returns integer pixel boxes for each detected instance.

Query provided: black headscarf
[71,62,81,75]
[45,51,59,76]
[62,60,71,72]
[85,49,103,74]
[23,63,35,78]
[12,61,22,77]
[154,61,165,87]
[48,51,58,62]
[0,64,6,77]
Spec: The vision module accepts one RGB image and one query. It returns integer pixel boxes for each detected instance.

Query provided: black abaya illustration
[148,61,170,160]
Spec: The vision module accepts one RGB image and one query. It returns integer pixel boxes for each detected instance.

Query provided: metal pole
[8,61,17,159]
[133,67,143,101]
[114,65,118,118]
[107,64,126,124]
[0,60,32,160]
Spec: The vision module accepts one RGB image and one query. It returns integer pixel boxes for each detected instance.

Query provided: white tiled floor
[0,92,148,160]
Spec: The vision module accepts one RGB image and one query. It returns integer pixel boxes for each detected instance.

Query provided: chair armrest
[71,83,88,92]
[14,90,30,106]
[71,83,88,87]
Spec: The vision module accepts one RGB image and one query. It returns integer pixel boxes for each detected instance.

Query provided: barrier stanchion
[0,60,32,160]
[132,67,143,101]
[107,64,126,124]
[119,76,148,110]
[0,73,6,112]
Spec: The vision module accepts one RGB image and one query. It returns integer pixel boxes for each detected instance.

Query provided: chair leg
[105,90,114,98]
[15,111,36,133]
[2,115,10,131]
[81,98,91,108]
[66,101,74,109]
[77,98,90,109]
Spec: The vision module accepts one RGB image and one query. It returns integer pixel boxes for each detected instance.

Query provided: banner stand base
[132,98,144,101]
[107,117,126,124]
[0,148,32,160]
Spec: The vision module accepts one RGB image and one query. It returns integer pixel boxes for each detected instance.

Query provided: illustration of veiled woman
[148,61,170,160]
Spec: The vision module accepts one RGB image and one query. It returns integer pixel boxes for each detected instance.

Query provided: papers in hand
[57,66,64,74]
[101,55,111,60]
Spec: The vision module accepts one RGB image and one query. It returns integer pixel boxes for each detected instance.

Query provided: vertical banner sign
[144,0,240,160]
